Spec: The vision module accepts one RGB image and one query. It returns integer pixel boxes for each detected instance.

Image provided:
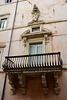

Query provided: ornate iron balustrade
[3,52,62,73]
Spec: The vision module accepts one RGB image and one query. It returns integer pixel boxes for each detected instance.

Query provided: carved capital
[44,35,49,41]
[23,37,27,47]
[41,73,48,94]
[18,74,27,95]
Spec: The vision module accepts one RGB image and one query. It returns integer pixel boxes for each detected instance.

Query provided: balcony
[3,52,62,73]
[2,52,63,95]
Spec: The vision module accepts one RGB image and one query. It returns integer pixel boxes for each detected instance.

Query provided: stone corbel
[18,74,27,95]
[44,35,49,43]
[41,73,48,94]
[54,72,60,95]
[44,35,50,52]
[23,37,27,54]
[8,73,18,95]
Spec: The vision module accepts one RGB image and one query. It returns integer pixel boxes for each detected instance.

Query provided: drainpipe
[1,0,18,100]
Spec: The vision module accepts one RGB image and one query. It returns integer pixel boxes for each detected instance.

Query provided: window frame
[0,18,7,30]
[29,43,43,54]
[5,0,12,3]
[30,25,42,33]
[0,15,9,30]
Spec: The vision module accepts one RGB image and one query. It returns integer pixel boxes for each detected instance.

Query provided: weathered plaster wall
[3,70,67,100]
[15,0,67,27]
[0,73,5,98]
[0,0,67,67]
[0,0,67,99]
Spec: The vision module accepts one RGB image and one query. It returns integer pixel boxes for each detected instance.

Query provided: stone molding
[20,27,51,39]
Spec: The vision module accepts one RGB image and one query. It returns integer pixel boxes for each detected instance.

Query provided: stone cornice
[0,42,6,48]
[0,19,67,32]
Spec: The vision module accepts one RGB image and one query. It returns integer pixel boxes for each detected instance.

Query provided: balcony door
[30,43,42,55]
[29,43,42,66]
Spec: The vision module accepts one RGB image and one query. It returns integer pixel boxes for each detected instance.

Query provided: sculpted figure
[32,4,40,22]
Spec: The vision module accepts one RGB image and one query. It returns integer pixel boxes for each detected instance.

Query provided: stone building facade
[0,0,67,100]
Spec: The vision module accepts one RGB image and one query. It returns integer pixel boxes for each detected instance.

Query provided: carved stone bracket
[54,72,60,95]
[8,73,18,95]
[18,74,27,95]
[41,73,48,94]
[23,37,27,47]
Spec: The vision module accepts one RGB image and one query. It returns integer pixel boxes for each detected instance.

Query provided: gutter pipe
[1,0,18,100]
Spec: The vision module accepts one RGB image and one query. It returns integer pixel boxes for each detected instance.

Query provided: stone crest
[28,4,44,26]
[32,4,40,22]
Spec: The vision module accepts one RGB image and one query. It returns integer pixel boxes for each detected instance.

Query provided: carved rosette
[18,74,27,95]
[41,73,48,94]
[54,72,60,95]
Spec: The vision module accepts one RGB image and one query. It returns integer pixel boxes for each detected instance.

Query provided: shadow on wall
[4,71,67,100]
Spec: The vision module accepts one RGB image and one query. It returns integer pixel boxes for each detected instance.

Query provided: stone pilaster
[18,74,27,95]
[41,73,48,94]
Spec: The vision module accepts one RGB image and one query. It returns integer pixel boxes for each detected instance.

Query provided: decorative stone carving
[28,4,45,25]
[8,73,18,95]
[23,37,27,47]
[41,73,48,94]
[18,74,27,95]
[54,72,60,95]
[32,4,40,22]
[2,60,8,69]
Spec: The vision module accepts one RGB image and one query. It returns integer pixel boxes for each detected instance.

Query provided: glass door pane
[29,43,42,67]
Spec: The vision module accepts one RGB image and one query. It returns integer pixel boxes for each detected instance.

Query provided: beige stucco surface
[1,70,67,100]
[0,0,67,68]
[0,0,67,99]
[0,73,5,98]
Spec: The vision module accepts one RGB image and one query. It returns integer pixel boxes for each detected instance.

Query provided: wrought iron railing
[3,52,62,72]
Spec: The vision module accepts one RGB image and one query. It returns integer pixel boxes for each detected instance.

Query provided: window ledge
[0,69,4,73]
[0,42,6,48]
[62,65,67,69]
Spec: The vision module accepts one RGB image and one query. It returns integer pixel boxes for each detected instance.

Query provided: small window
[0,18,7,30]
[5,0,12,3]
[32,27,40,32]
